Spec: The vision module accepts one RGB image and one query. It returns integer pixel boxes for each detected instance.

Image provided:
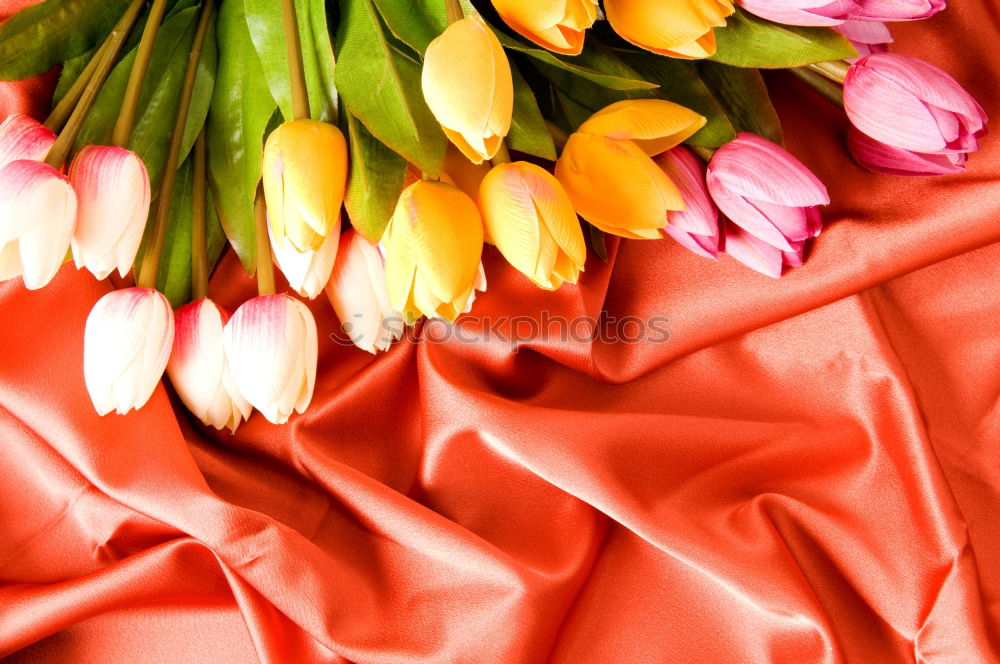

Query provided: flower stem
[280,0,310,120]
[444,0,463,24]
[808,60,850,85]
[136,0,215,290]
[690,145,717,163]
[490,141,511,166]
[44,41,111,132]
[111,0,171,148]
[253,186,276,296]
[545,121,569,151]
[43,0,146,168]
[190,129,209,301]
[790,67,845,108]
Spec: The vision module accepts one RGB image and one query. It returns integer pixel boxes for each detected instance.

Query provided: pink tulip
[68,145,151,279]
[706,133,828,255]
[268,217,340,299]
[835,20,891,61]
[722,222,807,279]
[738,0,859,27]
[0,159,77,290]
[851,0,943,21]
[84,288,174,415]
[168,299,252,432]
[325,229,404,354]
[0,114,56,168]
[656,147,720,260]
[223,294,317,424]
[847,126,966,176]
[844,53,987,156]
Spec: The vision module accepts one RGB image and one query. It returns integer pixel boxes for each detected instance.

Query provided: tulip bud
[268,218,340,299]
[490,0,598,55]
[382,180,484,322]
[167,299,252,432]
[555,100,706,239]
[657,147,720,259]
[738,0,857,26]
[851,0,943,21]
[722,221,806,278]
[68,146,151,279]
[262,119,348,253]
[422,17,513,163]
[834,20,891,61]
[0,114,56,169]
[84,287,174,415]
[223,294,318,425]
[604,0,734,58]
[847,126,966,176]
[0,159,77,290]
[706,133,828,260]
[479,161,586,289]
[324,229,404,354]
[844,54,987,157]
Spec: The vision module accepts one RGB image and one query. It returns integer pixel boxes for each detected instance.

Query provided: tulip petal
[604,0,733,57]
[707,133,830,207]
[722,223,784,278]
[847,127,967,176]
[269,216,341,299]
[658,147,718,237]
[664,224,719,259]
[0,114,55,169]
[579,99,707,156]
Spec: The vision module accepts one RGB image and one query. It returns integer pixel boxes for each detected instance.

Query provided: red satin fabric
[2,3,1000,662]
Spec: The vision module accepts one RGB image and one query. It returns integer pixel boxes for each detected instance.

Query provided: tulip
[268,217,340,299]
[83,287,174,415]
[422,17,513,163]
[223,294,318,425]
[325,229,404,354]
[262,119,348,252]
[851,0,943,21]
[604,0,735,58]
[0,114,56,168]
[834,20,891,61]
[382,179,484,322]
[479,161,586,289]
[843,54,987,157]
[167,299,252,431]
[738,0,857,26]
[490,0,598,55]
[0,159,77,290]
[722,221,806,278]
[657,147,720,259]
[847,126,966,176]
[555,99,706,239]
[68,145,151,279]
[706,133,828,256]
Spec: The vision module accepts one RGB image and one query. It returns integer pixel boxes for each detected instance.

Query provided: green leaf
[0,0,131,81]
[509,62,556,160]
[587,222,608,263]
[343,111,407,243]
[75,4,217,192]
[612,50,736,148]
[243,0,338,122]
[136,157,227,308]
[711,8,857,68]
[698,61,783,145]
[335,0,446,175]
[499,33,657,91]
[368,0,443,54]
[208,0,278,272]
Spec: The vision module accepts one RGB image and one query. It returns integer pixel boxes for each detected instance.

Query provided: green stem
[490,141,511,166]
[111,0,170,148]
[280,0,310,120]
[790,67,845,108]
[690,145,717,163]
[44,40,111,132]
[136,0,215,289]
[545,120,569,151]
[253,186,276,296]
[808,60,850,85]
[43,0,146,168]
[444,0,463,24]
[190,129,209,301]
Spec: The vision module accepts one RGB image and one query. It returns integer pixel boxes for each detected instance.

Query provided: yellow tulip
[479,162,585,290]
[262,119,348,252]
[554,100,706,239]
[491,0,598,55]
[604,0,734,59]
[422,17,513,164]
[383,180,485,322]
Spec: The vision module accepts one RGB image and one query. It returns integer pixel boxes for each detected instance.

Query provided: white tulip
[268,218,340,299]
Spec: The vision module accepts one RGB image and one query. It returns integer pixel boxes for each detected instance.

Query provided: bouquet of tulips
[0,0,985,429]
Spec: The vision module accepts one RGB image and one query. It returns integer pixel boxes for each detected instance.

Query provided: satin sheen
[1,2,999,661]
